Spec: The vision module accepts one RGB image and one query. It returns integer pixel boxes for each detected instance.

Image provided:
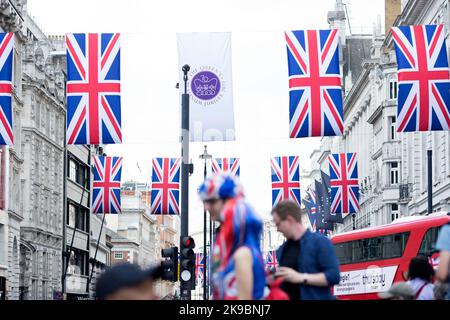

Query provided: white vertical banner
[177,32,235,141]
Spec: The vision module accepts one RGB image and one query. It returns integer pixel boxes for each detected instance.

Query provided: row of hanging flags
[0,24,448,213]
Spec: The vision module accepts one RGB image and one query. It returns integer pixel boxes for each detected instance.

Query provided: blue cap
[95,263,162,299]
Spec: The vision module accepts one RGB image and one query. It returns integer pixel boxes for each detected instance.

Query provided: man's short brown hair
[271,200,303,223]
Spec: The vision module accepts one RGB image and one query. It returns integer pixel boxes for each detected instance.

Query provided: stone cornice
[22,80,66,113]
[9,147,24,163]
[22,127,64,152]
[383,0,431,49]
[21,226,64,240]
[8,209,23,222]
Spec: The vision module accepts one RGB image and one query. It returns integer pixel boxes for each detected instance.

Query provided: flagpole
[199,145,212,300]
[62,146,90,296]
[86,212,107,294]
[180,64,191,300]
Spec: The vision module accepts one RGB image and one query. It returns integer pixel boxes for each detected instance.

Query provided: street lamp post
[199,145,212,300]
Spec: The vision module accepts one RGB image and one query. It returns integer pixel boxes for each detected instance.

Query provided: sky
[27,0,384,235]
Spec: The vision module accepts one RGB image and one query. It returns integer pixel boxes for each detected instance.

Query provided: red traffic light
[181,236,195,249]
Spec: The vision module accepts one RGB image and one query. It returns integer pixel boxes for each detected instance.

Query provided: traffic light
[179,236,195,288]
[161,246,178,282]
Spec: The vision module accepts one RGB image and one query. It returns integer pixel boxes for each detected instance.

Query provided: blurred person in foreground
[95,263,162,300]
[198,173,266,300]
[378,282,414,300]
[435,222,450,300]
[406,256,435,300]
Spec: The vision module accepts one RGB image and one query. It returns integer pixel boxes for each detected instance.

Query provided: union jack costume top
[66,33,122,145]
[328,153,360,214]
[151,158,181,215]
[265,250,278,271]
[92,156,122,214]
[270,156,301,207]
[0,33,14,146]
[211,158,240,177]
[211,197,266,300]
[195,253,205,283]
[286,29,343,138]
[392,25,450,132]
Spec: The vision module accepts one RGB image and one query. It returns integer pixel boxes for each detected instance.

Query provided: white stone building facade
[18,11,66,300]
[313,0,450,234]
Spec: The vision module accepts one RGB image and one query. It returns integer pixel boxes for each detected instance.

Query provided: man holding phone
[271,200,341,300]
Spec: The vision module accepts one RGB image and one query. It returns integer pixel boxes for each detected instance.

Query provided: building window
[67,249,88,276]
[390,162,399,186]
[114,252,123,260]
[389,79,398,100]
[391,203,399,222]
[32,251,38,276]
[0,225,4,265]
[68,156,89,188]
[42,281,47,300]
[69,159,76,181]
[43,251,48,274]
[31,280,37,300]
[67,202,89,232]
[389,116,397,140]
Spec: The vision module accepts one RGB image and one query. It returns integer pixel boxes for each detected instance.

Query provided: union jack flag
[328,153,360,214]
[0,33,14,146]
[66,33,122,145]
[392,25,450,132]
[195,253,205,283]
[265,250,278,271]
[92,156,122,214]
[211,158,240,176]
[151,158,181,214]
[429,252,440,271]
[286,29,343,138]
[304,187,329,235]
[270,156,301,207]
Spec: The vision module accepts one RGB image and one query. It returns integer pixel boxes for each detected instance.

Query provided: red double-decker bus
[331,212,450,300]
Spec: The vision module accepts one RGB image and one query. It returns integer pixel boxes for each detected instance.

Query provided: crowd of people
[95,173,450,301]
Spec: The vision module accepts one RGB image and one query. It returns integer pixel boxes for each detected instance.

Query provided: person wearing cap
[378,282,415,300]
[95,263,163,300]
[198,173,266,300]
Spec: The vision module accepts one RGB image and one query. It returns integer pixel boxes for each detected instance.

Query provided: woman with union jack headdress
[198,173,266,300]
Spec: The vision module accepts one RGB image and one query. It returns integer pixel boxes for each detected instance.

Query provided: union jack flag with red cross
[151,158,181,215]
[0,33,14,146]
[270,156,301,207]
[211,158,240,176]
[328,153,360,215]
[285,29,343,138]
[92,156,122,214]
[66,33,122,145]
[195,252,205,283]
[265,250,278,271]
[392,25,450,132]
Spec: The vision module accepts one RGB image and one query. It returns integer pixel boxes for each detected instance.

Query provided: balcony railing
[399,183,413,203]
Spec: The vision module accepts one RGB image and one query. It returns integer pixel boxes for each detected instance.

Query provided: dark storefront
[0,276,6,300]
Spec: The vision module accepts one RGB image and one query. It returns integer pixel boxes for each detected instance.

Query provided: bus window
[383,232,410,259]
[418,227,440,257]
[368,237,382,260]
[335,242,352,265]
[334,232,410,265]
